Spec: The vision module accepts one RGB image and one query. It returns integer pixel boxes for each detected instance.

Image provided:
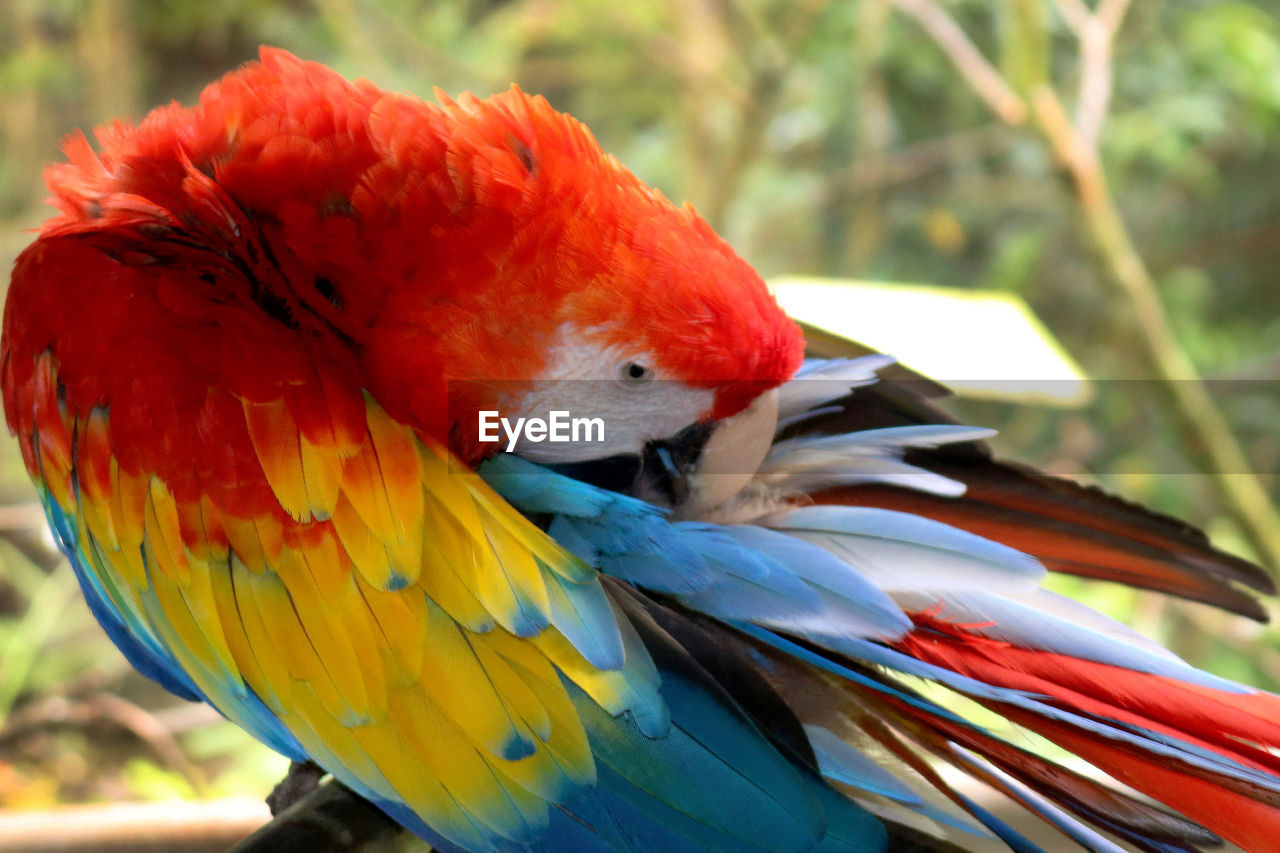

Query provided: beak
[679,388,778,515]
[635,422,716,508]
[547,389,780,515]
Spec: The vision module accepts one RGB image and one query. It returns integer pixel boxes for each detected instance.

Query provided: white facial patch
[494,328,715,463]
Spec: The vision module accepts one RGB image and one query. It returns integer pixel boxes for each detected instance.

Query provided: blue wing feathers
[544,568,627,671]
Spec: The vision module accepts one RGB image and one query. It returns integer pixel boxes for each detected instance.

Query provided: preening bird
[7,48,1280,852]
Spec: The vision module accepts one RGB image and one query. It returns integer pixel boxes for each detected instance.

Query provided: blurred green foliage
[1,0,1279,818]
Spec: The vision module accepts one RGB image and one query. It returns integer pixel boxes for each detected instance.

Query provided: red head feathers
[5,47,802,475]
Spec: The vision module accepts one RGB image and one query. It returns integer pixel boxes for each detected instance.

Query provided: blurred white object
[771,277,1092,407]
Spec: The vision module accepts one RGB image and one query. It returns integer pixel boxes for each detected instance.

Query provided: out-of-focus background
[1,1,1278,850]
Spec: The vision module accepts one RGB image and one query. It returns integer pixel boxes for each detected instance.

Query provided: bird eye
[618,361,654,386]
[314,276,343,309]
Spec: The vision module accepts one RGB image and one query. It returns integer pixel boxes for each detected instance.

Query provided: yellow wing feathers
[49,387,645,848]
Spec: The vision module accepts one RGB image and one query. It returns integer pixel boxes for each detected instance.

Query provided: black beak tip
[639,422,715,507]
[543,421,717,509]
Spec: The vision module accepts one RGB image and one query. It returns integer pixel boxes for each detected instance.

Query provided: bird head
[370,82,806,513]
[8,48,803,514]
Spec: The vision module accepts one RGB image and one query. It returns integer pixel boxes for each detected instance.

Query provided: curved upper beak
[546,389,780,515]
[680,388,779,516]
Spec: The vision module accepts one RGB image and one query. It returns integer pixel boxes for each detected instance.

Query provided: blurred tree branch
[891,0,1280,572]
[78,0,140,125]
[892,0,1027,125]
[666,0,833,226]
[0,799,269,853]
[0,692,205,795]
[1053,0,1130,148]
[231,779,420,853]
[845,0,893,270]
[829,124,1012,199]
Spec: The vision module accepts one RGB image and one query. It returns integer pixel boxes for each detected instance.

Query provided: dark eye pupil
[314,276,342,309]
[627,363,646,379]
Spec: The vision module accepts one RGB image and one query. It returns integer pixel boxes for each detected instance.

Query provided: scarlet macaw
[4,49,1280,852]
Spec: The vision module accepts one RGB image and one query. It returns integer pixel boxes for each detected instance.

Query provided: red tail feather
[896,613,1280,848]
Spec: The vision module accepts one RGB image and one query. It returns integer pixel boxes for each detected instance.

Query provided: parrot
[4,47,1280,852]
